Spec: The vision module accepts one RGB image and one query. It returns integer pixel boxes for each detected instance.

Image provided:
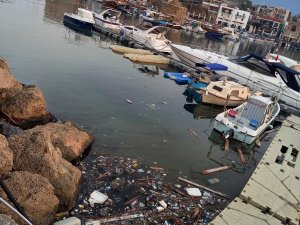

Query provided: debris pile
[69,153,228,224]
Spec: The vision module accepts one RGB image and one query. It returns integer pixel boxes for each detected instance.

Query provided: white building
[216,4,250,30]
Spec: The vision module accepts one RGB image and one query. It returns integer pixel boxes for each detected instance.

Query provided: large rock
[8,130,81,210]
[0,58,22,90]
[0,214,18,225]
[0,171,59,225]
[32,121,94,161]
[0,134,13,175]
[0,85,54,128]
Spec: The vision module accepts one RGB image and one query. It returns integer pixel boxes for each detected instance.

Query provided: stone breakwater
[0,58,94,225]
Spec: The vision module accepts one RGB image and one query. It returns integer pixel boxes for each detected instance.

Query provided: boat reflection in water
[183,103,223,119]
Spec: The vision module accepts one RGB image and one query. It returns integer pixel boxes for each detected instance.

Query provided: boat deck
[210,115,300,225]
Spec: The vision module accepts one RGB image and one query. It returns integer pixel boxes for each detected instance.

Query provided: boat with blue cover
[164,72,192,84]
[63,8,95,35]
[214,95,280,144]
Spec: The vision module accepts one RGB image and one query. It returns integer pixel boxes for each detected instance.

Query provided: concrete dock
[210,115,300,225]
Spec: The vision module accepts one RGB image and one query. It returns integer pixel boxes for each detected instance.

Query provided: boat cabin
[78,8,94,20]
[205,80,250,100]
[229,53,300,92]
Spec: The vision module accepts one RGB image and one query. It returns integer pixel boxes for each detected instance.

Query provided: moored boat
[170,44,300,114]
[214,95,280,144]
[199,80,252,107]
[63,8,95,34]
[120,25,172,53]
[94,9,121,31]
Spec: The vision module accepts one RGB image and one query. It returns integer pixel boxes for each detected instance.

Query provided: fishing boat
[164,72,192,84]
[63,8,95,34]
[120,25,172,53]
[94,9,121,31]
[214,95,280,144]
[170,44,300,114]
[199,80,253,107]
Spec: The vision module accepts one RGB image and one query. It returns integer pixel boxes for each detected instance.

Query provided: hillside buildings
[250,5,291,37]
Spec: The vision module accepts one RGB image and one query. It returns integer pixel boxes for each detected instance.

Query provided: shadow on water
[184,103,223,119]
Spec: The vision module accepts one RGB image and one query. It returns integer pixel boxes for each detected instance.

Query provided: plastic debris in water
[126,99,133,104]
[88,191,108,206]
[186,188,202,197]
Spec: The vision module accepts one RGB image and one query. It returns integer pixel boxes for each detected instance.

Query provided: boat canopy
[235,53,300,92]
[196,63,228,71]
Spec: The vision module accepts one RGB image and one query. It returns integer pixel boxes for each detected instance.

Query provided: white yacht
[171,44,300,113]
[214,95,280,144]
[220,27,239,41]
[120,25,172,53]
[94,9,121,31]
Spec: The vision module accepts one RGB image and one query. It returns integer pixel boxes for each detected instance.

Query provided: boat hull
[63,15,93,36]
[199,90,246,107]
[213,120,257,144]
[94,17,120,31]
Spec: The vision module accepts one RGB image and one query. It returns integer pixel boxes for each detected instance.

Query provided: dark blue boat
[184,80,208,103]
[63,8,95,36]
[164,72,192,85]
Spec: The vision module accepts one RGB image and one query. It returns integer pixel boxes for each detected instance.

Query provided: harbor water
[0,0,296,198]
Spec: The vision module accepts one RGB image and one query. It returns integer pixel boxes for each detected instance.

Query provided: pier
[210,115,300,225]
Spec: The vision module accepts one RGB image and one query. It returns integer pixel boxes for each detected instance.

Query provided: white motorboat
[170,44,300,113]
[94,9,121,31]
[63,8,95,34]
[214,95,280,144]
[120,25,172,53]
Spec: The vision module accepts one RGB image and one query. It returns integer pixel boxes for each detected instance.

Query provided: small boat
[63,8,95,34]
[164,72,192,84]
[214,95,280,144]
[199,80,253,107]
[120,25,172,53]
[94,9,121,31]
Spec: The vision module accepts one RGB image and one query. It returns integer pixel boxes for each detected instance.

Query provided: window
[291,25,297,32]
[212,86,223,92]
[231,90,239,96]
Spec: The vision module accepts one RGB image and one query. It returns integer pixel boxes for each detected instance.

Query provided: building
[250,5,291,37]
[216,4,250,30]
[282,20,300,43]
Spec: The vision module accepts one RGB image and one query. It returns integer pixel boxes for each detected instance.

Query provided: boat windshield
[230,57,275,77]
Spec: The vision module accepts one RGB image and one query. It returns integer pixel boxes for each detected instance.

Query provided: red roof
[259,15,283,23]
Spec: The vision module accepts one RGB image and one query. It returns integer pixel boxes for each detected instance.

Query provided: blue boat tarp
[205,63,228,71]
[188,80,208,90]
[195,63,228,71]
[164,72,192,85]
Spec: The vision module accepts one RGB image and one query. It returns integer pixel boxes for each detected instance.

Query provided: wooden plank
[237,146,246,164]
[178,177,230,199]
[187,128,202,142]
[200,166,232,175]
[224,139,230,151]
[150,166,164,171]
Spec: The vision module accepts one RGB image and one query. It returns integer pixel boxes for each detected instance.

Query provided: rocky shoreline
[0,58,94,225]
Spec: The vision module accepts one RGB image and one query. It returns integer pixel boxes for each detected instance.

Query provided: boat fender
[205,90,208,95]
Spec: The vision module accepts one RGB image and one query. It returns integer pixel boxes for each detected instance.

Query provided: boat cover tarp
[195,63,228,71]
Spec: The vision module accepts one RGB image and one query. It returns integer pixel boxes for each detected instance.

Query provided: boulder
[0,214,18,225]
[0,171,59,225]
[8,130,81,210]
[0,58,22,90]
[0,85,54,128]
[0,134,13,175]
[32,121,94,161]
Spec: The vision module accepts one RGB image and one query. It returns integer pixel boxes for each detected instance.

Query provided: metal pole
[0,197,33,225]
